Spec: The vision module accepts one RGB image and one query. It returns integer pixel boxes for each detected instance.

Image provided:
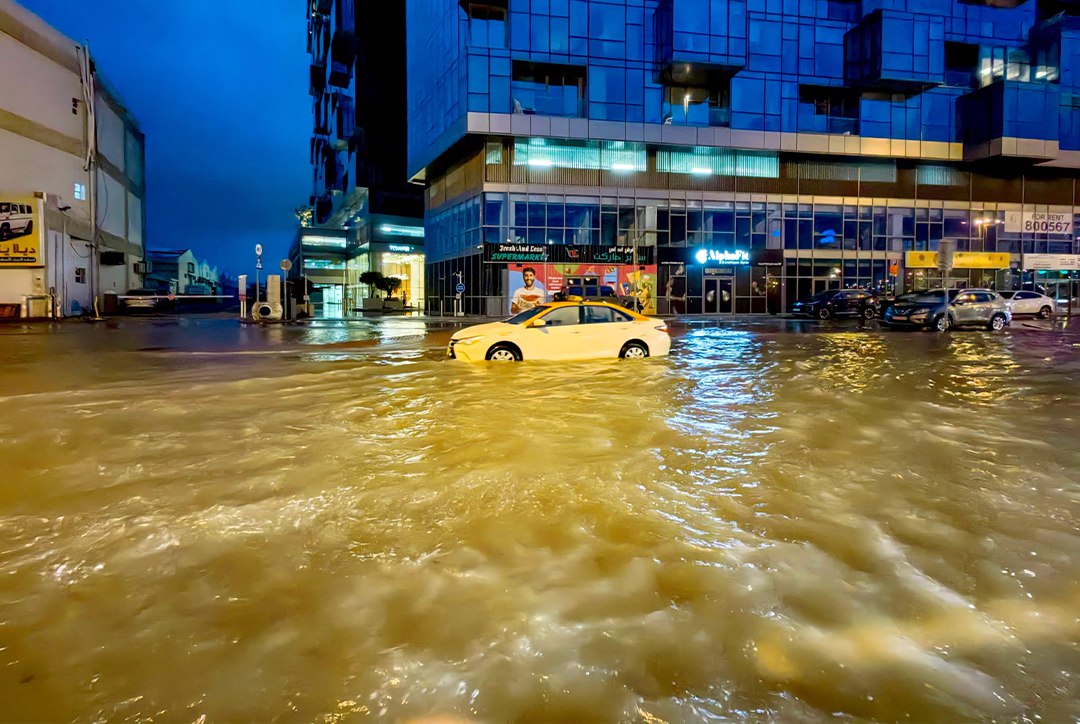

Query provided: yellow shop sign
[904,251,1011,269]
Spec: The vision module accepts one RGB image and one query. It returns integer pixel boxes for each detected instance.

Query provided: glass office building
[407,0,1080,315]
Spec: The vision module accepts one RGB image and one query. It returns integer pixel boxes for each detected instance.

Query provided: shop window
[511,61,586,117]
[75,267,86,284]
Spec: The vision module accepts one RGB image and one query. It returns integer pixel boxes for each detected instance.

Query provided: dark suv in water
[791,289,880,320]
[883,289,1011,332]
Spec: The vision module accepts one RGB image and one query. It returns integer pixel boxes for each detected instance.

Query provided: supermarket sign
[1004,211,1073,235]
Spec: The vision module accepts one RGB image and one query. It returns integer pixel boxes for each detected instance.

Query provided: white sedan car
[448,300,671,362]
[999,290,1057,319]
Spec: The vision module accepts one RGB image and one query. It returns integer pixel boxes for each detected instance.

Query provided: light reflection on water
[0,320,1079,723]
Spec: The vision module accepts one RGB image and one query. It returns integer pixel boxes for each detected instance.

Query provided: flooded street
[1,315,1079,723]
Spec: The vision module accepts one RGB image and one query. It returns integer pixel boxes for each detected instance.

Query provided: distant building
[406,0,1080,315]
[0,0,147,318]
[303,0,425,316]
[145,249,220,295]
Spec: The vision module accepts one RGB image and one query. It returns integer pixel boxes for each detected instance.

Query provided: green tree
[359,271,385,297]
[377,275,403,299]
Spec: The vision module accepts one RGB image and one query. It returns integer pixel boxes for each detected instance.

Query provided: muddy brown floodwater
[1,316,1078,723]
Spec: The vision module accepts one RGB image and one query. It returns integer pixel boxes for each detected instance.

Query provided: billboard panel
[0,195,43,266]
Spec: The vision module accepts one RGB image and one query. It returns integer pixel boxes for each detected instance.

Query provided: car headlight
[451,335,484,345]
[910,307,930,315]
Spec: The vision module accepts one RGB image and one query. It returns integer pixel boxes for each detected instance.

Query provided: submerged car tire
[933,314,950,332]
[24,220,32,235]
[620,341,649,359]
[862,306,876,320]
[1039,305,1053,319]
[988,313,1007,332]
[485,343,522,362]
[816,307,831,320]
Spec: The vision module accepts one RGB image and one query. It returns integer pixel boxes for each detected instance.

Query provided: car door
[580,305,621,356]
[1013,291,1037,314]
[520,305,582,360]
[951,292,978,324]
[969,291,996,323]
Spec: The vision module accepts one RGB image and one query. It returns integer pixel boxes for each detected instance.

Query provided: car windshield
[809,291,835,301]
[505,306,549,324]
[911,294,947,304]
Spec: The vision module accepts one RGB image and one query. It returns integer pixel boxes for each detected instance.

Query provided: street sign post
[255,244,264,305]
[280,259,293,320]
[238,274,248,320]
[455,282,465,294]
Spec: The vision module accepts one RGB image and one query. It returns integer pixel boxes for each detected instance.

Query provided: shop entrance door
[703,277,733,313]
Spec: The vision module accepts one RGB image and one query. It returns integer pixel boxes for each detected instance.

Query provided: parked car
[553,284,642,311]
[0,201,33,239]
[791,289,880,320]
[883,288,1011,332]
[999,290,1056,319]
[448,300,670,362]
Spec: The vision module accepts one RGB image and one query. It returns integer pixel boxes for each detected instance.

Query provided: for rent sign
[1004,211,1074,235]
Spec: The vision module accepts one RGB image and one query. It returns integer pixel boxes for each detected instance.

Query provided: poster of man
[509,266,548,313]
[0,195,43,266]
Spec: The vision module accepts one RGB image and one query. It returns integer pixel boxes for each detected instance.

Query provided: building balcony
[797,113,859,136]
[654,0,747,73]
[844,10,944,93]
[958,80,1060,161]
[309,64,326,96]
[328,60,352,88]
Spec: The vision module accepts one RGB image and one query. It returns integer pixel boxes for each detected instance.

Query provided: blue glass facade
[407,1,1080,314]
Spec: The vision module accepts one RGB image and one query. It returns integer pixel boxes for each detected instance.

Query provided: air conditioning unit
[134,261,151,274]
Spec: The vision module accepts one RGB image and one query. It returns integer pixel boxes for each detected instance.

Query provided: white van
[0,202,34,239]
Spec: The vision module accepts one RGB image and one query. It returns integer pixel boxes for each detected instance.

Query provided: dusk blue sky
[22,0,310,276]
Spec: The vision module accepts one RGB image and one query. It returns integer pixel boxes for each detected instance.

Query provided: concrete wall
[0,0,147,313]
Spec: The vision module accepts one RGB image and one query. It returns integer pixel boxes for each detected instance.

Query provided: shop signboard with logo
[0,195,43,266]
[485,243,655,265]
[1004,211,1074,235]
[1022,253,1080,271]
[484,242,549,263]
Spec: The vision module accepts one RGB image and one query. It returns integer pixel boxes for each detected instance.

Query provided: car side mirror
[531,318,547,328]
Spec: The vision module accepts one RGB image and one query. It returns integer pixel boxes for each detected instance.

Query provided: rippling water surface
[1,317,1079,723]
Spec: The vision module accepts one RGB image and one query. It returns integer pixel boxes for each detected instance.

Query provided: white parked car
[999,290,1057,319]
[0,201,33,239]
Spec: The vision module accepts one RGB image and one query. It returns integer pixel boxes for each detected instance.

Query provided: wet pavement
[1,313,1079,723]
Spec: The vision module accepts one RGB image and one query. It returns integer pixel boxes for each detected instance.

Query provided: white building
[0,0,146,318]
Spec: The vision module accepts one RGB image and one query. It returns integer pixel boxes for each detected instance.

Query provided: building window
[798,85,859,135]
[465,3,507,48]
[511,61,586,118]
[73,183,86,201]
[187,262,195,274]
[944,42,979,88]
[663,84,730,127]
[978,46,1031,87]
[75,267,86,284]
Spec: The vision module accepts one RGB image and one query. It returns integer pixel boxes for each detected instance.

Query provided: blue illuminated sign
[694,248,749,265]
[388,244,414,253]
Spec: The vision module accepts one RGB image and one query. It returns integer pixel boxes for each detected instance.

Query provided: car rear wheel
[933,314,950,332]
[486,344,521,362]
[988,313,1007,332]
[1038,305,1053,319]
[816,307,831,320]
[862,306,876,320]
[620,341,649,359]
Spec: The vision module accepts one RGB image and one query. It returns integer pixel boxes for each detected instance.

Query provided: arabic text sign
[1004,211,1074,235]
[0,195,43,266]
[1022,253,1080,271]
